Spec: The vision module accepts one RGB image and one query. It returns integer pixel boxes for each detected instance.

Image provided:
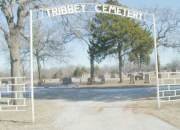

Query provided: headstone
[139,73,144,80]
[158,73,162,78]
[62,77,72,85]
[38,79,45,86]
[135,73,143,80]
[99,75,105,84]
[144,74,150,84]
[111,73,116,78]
[87,78,95,84]
[1,80,8,84]
[129,74,135,84]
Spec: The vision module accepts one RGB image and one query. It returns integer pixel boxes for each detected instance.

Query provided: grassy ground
[79,80,155,88]
[0,100,179,130]
[128,100,180,129]
[0,100,64,130]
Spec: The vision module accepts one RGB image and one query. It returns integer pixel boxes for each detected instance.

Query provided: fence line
[157,72,180,102]
[0,77,31,112]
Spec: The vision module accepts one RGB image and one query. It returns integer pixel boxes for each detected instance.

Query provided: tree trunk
[8,30,23,105]
[139,56,142,71]
[118,43,123,83]
[157,49,161,78]
[1,3,28,105]
[157,52,160,72]
[36,54,42,85]
[90,51,95,85]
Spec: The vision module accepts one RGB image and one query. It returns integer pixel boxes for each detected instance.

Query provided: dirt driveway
[0,100,179,130]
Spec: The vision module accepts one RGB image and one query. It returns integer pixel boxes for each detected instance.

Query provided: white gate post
[152,14,160,108]
[30,10,35,122]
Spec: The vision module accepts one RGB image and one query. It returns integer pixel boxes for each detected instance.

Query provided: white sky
[0,0,180,72]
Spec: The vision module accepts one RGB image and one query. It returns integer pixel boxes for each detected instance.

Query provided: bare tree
[0,0,68,104]
[33,20,74,84]
[0,1,43,104]
[0,0,78,104]
[164,60,180,71]
[146,8,180,72]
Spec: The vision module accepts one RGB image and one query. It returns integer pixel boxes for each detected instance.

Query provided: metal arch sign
[29,3,161,123]
[45,3,144,20]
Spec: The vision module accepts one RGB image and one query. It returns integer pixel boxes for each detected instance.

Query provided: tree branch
[0,25,9,41]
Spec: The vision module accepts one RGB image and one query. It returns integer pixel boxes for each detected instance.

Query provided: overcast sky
[64,0,180,68]
[0,0,180,72]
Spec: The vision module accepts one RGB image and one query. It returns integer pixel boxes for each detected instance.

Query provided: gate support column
[30,10,35,122]
[152,14,160,108]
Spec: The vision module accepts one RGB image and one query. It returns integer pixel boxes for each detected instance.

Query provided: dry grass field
[0,99,179,130]
[128,100,180,129]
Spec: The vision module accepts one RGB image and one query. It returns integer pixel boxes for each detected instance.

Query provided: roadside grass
[128,100,180,129]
